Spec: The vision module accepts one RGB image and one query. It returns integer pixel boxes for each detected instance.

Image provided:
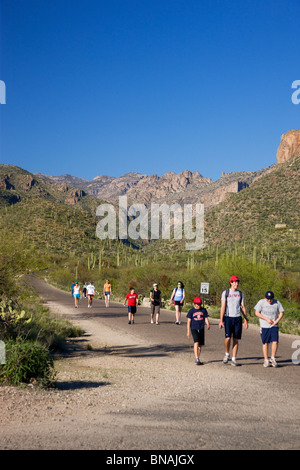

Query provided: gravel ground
[1,287,300,451]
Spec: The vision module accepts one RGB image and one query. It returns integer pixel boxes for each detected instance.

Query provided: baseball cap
[230,275,240,282]
[265,291,274,299]
[194,297,202,304]
[153,283,158,286]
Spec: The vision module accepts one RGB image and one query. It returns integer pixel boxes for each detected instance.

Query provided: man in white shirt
[219,275,248,366]
[86,281,95,308]
[254,291,284,367]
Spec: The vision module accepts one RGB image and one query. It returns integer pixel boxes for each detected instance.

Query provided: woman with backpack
[169,281,185,325]
[150,283,161,324]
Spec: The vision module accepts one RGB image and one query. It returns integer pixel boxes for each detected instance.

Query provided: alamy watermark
[96,196,204,250]
[291,340,300,365]
[291,80,300,105]
[0,80,6,104]
[0,340,5,364]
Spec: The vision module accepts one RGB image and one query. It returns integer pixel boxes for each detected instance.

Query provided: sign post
[200,282,210,307]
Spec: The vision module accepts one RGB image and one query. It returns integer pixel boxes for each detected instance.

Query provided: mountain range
[34,128,300,209]
[0,129,299,258]
[36,167,274,209]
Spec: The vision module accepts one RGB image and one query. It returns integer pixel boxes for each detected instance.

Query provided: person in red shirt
[123,288,139,324]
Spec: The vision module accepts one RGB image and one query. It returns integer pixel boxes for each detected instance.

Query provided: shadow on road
[55,380,110,391]
[102,343,190,358]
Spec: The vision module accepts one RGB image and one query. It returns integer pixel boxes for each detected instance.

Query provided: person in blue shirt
[71,282,75,297]
[169,281,185,324]
[186,297,210,365]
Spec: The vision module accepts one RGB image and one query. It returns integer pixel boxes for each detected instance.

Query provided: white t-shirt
[254,298,284,328]
[86,284,95,296]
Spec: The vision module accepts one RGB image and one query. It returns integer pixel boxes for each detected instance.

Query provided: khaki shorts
[151,304,160,315]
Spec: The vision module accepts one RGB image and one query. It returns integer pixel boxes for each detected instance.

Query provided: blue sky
[0,0,299,181]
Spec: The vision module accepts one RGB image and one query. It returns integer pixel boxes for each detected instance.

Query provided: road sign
[200,282,210,294]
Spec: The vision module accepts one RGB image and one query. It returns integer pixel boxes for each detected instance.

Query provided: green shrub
[0,296,83,351]
[0,338,56,387]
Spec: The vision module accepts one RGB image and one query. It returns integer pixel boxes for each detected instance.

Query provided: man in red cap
[219,275,248,366]
[186,297,210,365]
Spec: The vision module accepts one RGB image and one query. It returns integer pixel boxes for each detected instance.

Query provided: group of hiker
[71,279,112,308]
[71,275,284,368]
[218,275,284,368]
[71,280,97,308]
[144,275,284,368]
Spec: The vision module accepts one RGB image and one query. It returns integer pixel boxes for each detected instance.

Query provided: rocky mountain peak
[276,129,300,163]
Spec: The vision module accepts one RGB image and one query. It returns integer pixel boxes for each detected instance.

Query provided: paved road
[3,275,295,451]
[31,276,300,392]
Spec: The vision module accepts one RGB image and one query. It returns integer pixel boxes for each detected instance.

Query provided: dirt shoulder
[1,280,300,450]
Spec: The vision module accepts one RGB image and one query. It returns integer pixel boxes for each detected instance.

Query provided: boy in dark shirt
[186,297,210,365]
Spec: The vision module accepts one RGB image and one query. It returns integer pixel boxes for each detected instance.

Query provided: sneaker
[263,359,270,367]
[270,357,278,368]
[195,358,203,365]
[156,322,159,325]
[223,354,230,364]
[231,358,238,366]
